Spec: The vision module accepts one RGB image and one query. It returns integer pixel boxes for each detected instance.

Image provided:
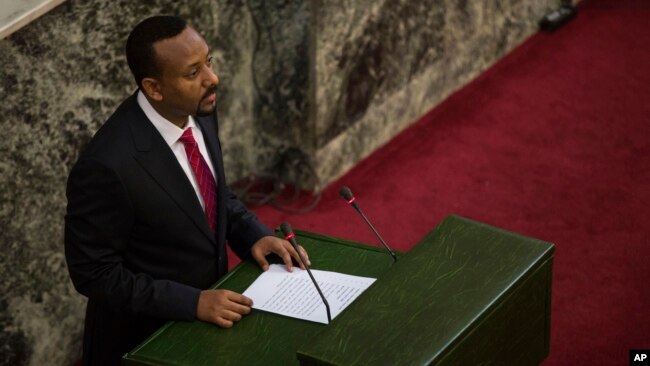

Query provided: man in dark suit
[64,15,309,365]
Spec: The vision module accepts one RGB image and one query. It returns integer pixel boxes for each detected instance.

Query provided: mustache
[202,86,218,100]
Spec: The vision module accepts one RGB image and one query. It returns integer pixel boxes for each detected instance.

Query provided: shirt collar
[137,90,198,147]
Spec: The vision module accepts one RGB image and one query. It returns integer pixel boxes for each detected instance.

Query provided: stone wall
[0,0,556,364]
[312,0,557,184]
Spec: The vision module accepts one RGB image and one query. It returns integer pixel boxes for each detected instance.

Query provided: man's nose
[204,67,219,87]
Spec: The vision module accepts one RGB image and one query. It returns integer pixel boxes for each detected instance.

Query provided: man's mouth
[203,92,217,103]
[202,87,218,103]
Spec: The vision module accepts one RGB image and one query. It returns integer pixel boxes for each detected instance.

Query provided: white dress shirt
[137,91,217,210]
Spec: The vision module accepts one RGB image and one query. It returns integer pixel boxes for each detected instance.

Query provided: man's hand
[196,289,252,328]
[250,236,311,272]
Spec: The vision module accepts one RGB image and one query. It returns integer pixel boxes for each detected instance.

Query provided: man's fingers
[279,245,294,272]
[298,245,311,267]
[226,291,253,307]
[251,248,270,271]
[285,243,305,270]
[258,257,270,272]
[197,290,253,328]
[220,309,244,322]
[224,299,253,315]
[250,236,313,272]
[215,317,234,329]
[286,242,312,270]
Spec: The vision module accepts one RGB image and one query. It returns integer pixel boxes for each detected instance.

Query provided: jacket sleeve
[64,158,200,320]
[223,185,274,259]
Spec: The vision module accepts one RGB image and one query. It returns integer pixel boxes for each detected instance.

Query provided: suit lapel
[195,114,225,187]
[125,96,216,244]
[195,113,227,244]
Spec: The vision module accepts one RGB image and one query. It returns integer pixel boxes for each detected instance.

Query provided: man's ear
[141,78,163,102]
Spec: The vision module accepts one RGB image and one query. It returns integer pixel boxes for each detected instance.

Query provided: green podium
[123,215,554,365]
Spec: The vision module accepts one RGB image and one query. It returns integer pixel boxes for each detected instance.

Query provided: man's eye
[188,69,198,78]
[206,56,213,66]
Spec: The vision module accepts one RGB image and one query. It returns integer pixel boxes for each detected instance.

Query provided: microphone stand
[352,205,398,263]
[340,186,398,263]
[281,223,332,323]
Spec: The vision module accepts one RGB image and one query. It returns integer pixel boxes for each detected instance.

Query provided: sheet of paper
[242,264,376,324]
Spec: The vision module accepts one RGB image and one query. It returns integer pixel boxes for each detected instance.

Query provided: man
[64,15,309,365]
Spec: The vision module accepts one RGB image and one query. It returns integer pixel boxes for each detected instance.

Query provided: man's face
[150,27,219,122]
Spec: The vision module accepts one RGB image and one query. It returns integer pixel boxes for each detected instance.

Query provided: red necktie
[178,129,217,232]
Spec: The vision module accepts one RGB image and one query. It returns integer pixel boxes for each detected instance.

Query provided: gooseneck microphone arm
[339,186,398,263]
[355,206,399,263]
[280,222,332,324]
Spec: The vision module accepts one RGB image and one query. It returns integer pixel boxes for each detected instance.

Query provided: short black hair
[126,15,187,89]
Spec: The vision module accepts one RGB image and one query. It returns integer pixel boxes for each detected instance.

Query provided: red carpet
[232,1,650,364]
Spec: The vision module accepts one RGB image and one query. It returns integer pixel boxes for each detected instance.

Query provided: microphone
[280,222,332,323]
[339,186,398,263]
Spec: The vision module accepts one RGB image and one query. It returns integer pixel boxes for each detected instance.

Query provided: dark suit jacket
[64,92,272,365]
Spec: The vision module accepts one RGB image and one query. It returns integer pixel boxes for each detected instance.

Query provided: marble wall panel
[313,0,557,184]
[244,0,315,183]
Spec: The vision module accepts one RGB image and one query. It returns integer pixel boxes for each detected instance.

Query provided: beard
[196,86,218,116]
[196,104,216,117]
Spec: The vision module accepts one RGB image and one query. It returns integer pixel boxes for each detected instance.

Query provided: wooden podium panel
[124,215,554,365]
[297,215,554,365]
[122,231,398,365]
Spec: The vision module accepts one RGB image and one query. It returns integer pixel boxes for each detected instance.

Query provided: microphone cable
[233,174,322,215]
